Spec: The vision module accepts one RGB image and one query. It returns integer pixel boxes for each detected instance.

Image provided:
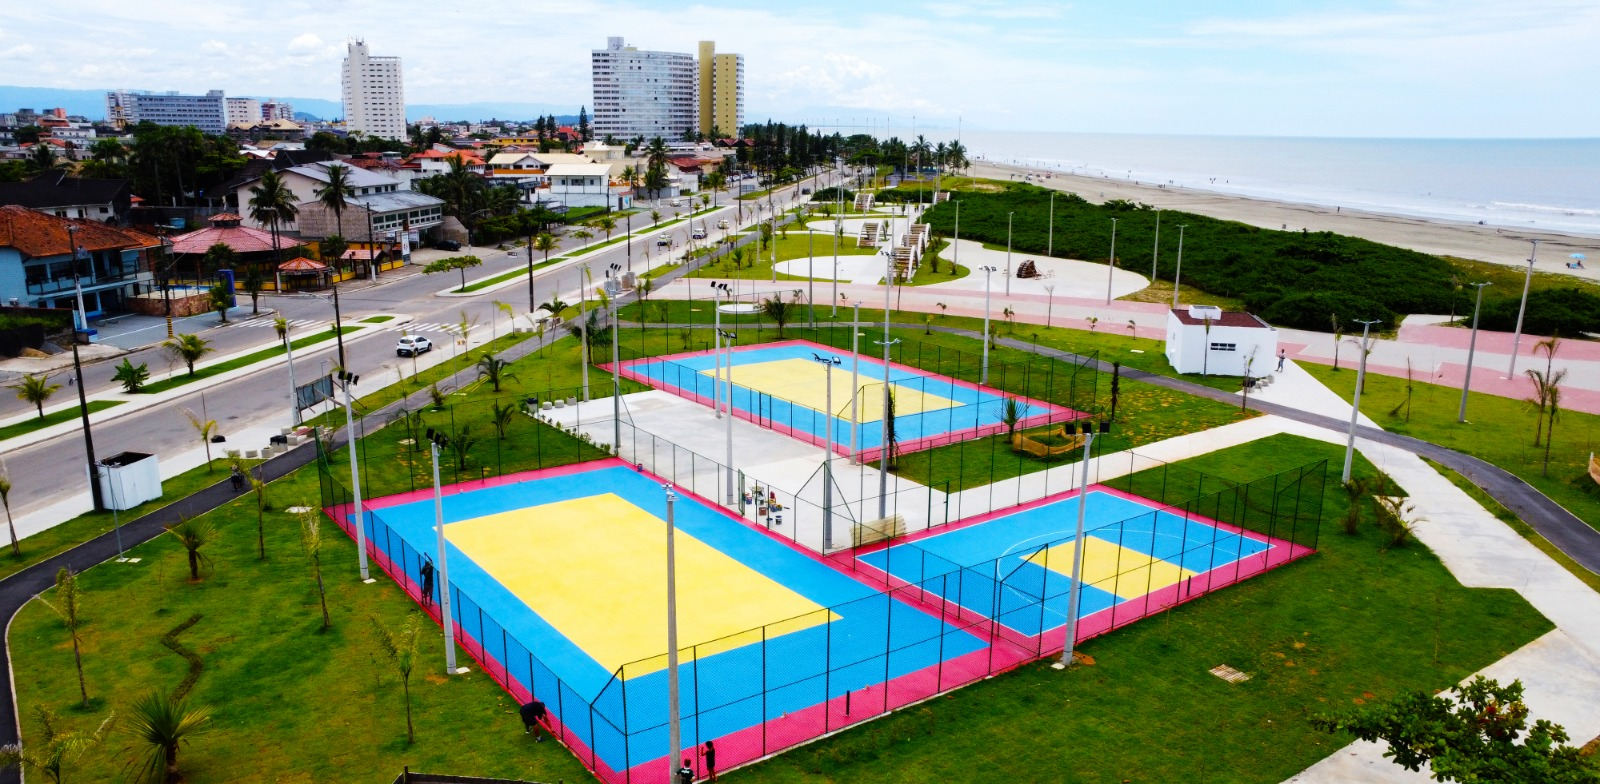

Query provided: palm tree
[248,170,298,265]
[997,397,1029,444]
[760,293,795,338]
[1543,369,1567,477]
[371,614,423,744]
[645,136,671,199]
[441,154,484,229]
[620,165,640,195]
[490,401,517,440]
[298,508,330,628]
[0,705,113,784]
[0,471,16,557]
[476,354,516,392]
[26,143,61,175]
[123,692,212,784]
[314,163,355,239]
[703,170,726,207]
[164,334,214,376]
[8,373,61,419]
[41,567,91,706]
[532,232,558,268]
[596,215,618,243]
[164,516,215,581]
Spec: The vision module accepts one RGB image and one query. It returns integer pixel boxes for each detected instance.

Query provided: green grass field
[1301,362,1600,530]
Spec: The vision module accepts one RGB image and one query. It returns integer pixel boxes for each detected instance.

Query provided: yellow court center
[704,358,957,423]
[1026,536,1196,600]
[445,493,831,676]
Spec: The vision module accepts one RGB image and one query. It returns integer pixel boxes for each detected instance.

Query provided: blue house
[0,205,158,324]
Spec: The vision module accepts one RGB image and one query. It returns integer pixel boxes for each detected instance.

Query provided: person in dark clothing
[519,699,547,741]
[676,758,695,784]
[230,466,246,492]
[703,740,717,781]
[419,556,436,607]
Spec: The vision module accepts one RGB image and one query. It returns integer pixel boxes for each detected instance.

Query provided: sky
[1,0,1596,137]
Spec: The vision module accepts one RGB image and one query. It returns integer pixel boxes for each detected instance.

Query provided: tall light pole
[848,301,862,464]
[663,483,683,774]
[1005,211,1015,296]
[425,428,460,675]
[1506,240,1538,378]
[809,354,840,550]
[1057,419,1108,669]
[283,323,299,426]
[718,327,737,505]
[1171,225,1187,309]
[609,264,623,452]
[1105,217,1118,305]
[980,266,996,384]
[1458,283,1491,424]
[69,335,102,511]
[1047,192,1055,258]
[876,336,900,520]
[1150,208,1161,280]
[67,224,89,334]
[338,369,371,581]
[1342,320,1380,484]
[710,282,730,418]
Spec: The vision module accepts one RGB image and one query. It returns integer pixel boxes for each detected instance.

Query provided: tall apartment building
[225,98,261,126]
[591,37,698,142]
[105,90,228,134]
[341,39,406,141]
[697,41,744,138]
[261,100,295,121]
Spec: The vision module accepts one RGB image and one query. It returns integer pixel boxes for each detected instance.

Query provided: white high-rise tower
[591,37,698,141]
[342,39,406,141]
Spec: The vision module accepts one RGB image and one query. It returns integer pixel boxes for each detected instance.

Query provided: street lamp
[1457,283,1491,423]
[710,282,731,419]
[979,266,997,384]
[1506,240,1538,378]
[1005,211,1015,296]
[1342,320,1380,484]
[809,354,840,550]
[875,337,900,520]
[424,427,462,675]
[663,483,685,774]
[1171,226,1187,309]
[607,263,624,452]
[283,321,300,426]
[1105,217,1118,305]
[717,327,737,505]
[1056,419,1110,669]
[338,369,371,581]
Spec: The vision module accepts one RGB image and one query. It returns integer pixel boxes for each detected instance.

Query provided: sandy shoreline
[970,161,1600,281]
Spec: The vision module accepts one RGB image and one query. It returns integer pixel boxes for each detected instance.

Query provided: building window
[1208,342,1237,352]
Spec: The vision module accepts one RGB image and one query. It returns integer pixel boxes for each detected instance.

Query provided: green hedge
[1478,288,1600,336]
[923,184,1463,331]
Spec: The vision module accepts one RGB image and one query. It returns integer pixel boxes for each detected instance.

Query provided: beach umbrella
[1572,253,1587,261]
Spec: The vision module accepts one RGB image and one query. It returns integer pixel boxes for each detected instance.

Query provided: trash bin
[97,452,161,511]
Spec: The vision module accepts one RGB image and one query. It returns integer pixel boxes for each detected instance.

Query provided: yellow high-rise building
[697,41,745,138]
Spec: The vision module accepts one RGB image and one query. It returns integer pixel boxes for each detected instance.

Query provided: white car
[396,335,433,357]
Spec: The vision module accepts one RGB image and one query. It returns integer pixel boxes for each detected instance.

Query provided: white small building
[543,163,625,210]
[1164,305,1277,377]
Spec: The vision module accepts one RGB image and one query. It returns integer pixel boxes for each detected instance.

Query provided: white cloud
[199,40,228,56]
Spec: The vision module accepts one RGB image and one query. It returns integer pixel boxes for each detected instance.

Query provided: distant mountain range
[0,85,581,124]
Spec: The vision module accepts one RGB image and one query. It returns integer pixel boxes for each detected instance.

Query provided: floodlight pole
[664,484,683,772]
[429,435,459,674]
[1058,425,1102,668]
[284,325,300,426]
[1172,226,1187,309]
[611,297,622,453]
[711,283,724,419]
[1506,240,1538,378]
[1105,217,1118,305]
[980,266,996,384]
[849,301,862,464]
[1151,209,1161,280]
[1047,192,1055,258]
[719,328,737,505]
[1342,320,1380,484]
[341,371,370,581]
[1458,283,1491,423]
[811,355,840,549]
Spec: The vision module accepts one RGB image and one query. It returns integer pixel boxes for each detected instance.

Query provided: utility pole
[1342,320,1380,484]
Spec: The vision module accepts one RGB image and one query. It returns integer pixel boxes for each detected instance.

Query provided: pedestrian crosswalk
[394,321,463,335]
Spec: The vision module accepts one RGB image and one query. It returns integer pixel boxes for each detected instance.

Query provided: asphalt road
[0,175,834,521]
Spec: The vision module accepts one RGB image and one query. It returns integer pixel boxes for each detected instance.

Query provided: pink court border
[327,460,1315,784]
[603,338,1082,463]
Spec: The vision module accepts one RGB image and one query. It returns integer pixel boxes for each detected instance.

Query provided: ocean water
[953,132,1600,237]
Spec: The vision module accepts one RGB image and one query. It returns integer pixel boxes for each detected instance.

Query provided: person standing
[1276,348,1287,373]
[703,740,718,782]
[419,555,436,608]
[230,465,246,492]
[676,758,696,784]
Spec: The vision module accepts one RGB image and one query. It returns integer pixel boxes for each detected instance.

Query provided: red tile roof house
[0,205,160,326]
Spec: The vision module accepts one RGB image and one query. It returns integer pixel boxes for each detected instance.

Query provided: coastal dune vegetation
[919,182,1600,335]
